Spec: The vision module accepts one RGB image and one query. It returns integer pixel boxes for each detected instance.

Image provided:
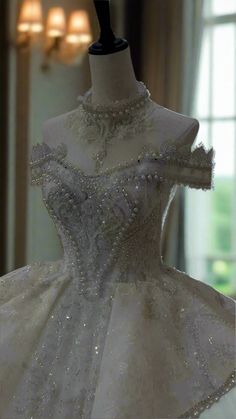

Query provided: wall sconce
[17,0,43,47]
[43,7,66,69]
[66,11,92,45]
[16,0,92,69]
[46,7,66,39]
[58,10,93,66]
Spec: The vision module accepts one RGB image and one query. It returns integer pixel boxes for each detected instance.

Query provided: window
[185,0,236,296]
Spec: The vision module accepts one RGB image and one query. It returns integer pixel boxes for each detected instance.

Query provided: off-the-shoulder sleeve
[29,142,67,185]
[141,141,215,191]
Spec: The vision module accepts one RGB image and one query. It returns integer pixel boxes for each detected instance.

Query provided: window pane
[212,121,235,177]
[195,30,210,118]
[212,24,236,117]
[196,120,210,146]
[212,0,236,16]
[206,259,236,295]
[208,122,235,257]
[190,2,236,297]
[209,176,234,254]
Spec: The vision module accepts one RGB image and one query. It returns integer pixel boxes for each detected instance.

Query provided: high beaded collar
[76,81,151,120]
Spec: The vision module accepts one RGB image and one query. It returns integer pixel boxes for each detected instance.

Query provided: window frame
[185,0,236,294]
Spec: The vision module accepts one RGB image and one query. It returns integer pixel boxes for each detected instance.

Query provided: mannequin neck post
[89,47,140,105]
[89,0,128,55]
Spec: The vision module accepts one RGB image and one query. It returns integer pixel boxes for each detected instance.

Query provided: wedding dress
[0,84,235,419]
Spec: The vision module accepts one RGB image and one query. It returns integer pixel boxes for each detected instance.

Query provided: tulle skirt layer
[0,260,235,419]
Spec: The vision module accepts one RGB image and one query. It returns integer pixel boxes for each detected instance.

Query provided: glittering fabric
[0,138,235,419]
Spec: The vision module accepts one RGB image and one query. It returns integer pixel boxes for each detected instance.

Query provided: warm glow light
[66,10,92,45]
[17,3,90,66]
[17,0,43,33]
[46,7,66,38]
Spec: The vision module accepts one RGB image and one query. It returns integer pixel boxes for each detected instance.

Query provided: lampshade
[46,7,66,38]
[17,0,43,33]
[66,10,92,44]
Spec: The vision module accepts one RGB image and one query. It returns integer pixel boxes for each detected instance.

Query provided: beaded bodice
[30,139,214,299]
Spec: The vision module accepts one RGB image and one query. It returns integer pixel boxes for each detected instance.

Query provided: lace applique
[65,82,156,172]
[28,138,215,301]
[30,142,67,185]
[139,140,215,190]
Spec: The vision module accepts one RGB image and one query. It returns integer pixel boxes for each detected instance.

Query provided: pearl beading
[30,137,215,304]
[179,369,236,418]
[67,82,154,172]
[41,168,160,301]
[30,139,215,191]
[29,140,215,303]
[77,81,151,119]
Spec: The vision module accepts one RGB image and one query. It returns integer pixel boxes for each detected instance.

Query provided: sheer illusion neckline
[36,141,162,179]
[57,142,161,178]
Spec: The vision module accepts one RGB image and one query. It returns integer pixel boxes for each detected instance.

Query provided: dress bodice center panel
[41,157,167,289]
[30,139,214,296]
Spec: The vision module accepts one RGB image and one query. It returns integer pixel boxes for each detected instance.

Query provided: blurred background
[0,0,235,297]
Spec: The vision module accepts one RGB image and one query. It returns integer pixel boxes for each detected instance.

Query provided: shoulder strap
[30,142,67,185]
[142,140,215,191]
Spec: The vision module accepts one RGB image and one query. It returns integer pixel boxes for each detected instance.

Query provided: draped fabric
[141,0,184,110]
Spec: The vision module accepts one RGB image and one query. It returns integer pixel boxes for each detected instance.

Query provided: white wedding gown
[0,92,235,418]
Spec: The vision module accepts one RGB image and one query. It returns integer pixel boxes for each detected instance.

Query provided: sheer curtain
[126,0,204,270]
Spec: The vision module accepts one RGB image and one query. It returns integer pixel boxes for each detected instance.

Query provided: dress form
[43,45,199,174]
[40,4,236,419]
[1,3,236,418]
[42,2,199,173]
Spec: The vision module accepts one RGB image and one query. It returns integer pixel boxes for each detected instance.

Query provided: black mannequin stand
[89,0,128,55]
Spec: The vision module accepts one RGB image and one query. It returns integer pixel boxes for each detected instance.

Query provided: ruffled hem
[178,369,236,418]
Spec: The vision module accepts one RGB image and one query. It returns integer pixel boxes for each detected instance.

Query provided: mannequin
[40,2,236,418]
[0,2,231,418]
[42,3,199,174]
